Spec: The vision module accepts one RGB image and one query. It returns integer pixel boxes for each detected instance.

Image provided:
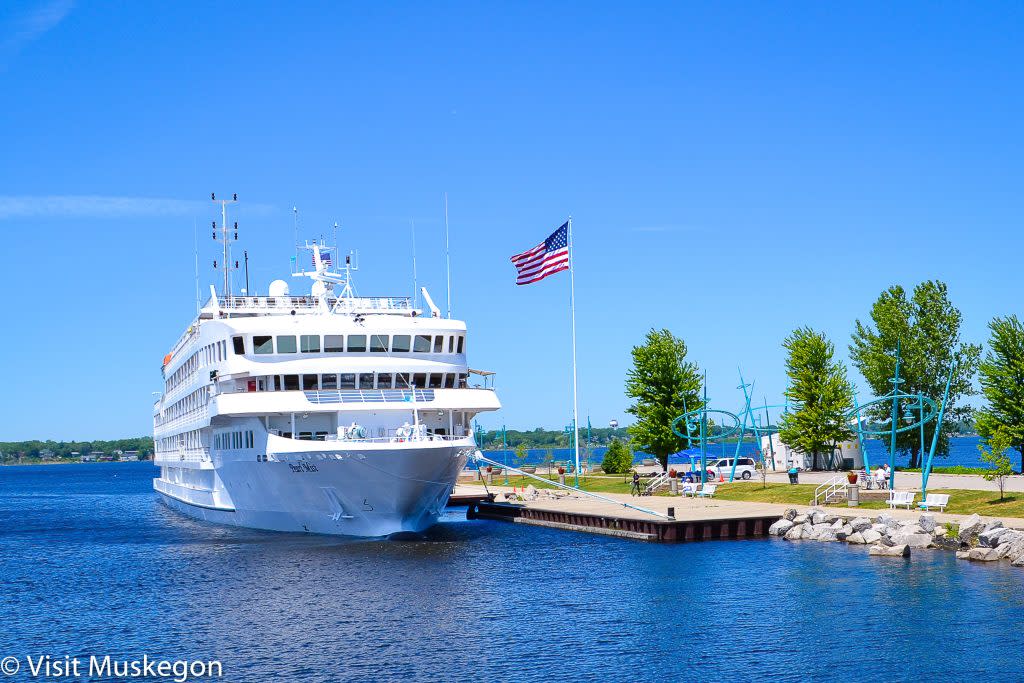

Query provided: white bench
[697,484,717,499]
[887,490,915,509]
[918,493,949,512]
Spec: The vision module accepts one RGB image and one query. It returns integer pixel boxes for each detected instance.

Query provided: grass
[467,476,1024,519]
[896,465,995,475]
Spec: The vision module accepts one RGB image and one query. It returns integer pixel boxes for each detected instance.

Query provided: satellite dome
[268,279,289,297]
[311,281,327,297]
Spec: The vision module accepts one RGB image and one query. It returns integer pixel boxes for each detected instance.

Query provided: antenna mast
[193,218,200,315]
[444,192,451,318]
[411,220,419,308]
[211,193,238,297]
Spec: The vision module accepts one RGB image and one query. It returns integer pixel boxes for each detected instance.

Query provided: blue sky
[0,1,1021,440]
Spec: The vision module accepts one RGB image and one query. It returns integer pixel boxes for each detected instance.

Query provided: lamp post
[502,425,509,485]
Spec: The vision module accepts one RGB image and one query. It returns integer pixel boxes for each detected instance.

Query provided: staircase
[811,474,848,506]
[643,472,669,495]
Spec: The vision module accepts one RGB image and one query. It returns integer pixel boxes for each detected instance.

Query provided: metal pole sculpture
[730,371,755,483]
[853,393,871,477]
[502,425,509,485]
[921,365,956,499]
[671,377,742,487]
[888,341,904,490]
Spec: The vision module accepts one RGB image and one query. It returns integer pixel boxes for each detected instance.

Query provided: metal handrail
[811,474,848,506]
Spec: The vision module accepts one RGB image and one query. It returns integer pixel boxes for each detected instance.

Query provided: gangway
[468,450,672,520]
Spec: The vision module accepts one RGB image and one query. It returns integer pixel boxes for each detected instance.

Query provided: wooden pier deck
[466,493,785,543]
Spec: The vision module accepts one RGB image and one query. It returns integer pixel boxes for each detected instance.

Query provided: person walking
[631,470,641,496]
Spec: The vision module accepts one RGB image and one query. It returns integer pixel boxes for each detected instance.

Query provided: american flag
[510,222,570,285]
[318,251,333,269]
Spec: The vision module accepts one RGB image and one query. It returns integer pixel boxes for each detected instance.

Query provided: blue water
[490,435,994,469]
[2,462,1023,681]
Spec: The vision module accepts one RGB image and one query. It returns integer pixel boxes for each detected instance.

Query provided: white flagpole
[568,216,581,487]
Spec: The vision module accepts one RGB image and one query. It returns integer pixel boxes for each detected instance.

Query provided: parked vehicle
[706,457,757,480]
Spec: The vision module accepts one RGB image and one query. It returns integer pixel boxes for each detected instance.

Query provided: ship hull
[155,444,469,537]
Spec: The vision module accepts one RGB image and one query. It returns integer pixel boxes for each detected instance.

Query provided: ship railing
[215,295,412,312]
[274,432,470,448]
[304,389,435,404]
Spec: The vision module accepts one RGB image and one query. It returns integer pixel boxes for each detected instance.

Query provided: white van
[706,457,757,480]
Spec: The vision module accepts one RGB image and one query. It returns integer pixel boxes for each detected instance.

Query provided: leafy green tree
[625,329,702,471]
[601,439,634,475]
[849,281,980,468]
[978,427,1015,500]
[779,327,854,470]
[514,443,528,463]
[976,315,1024,473]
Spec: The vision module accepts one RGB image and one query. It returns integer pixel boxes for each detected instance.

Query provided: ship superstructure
[153,204,498,536]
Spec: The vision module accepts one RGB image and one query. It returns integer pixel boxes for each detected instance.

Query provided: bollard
[667,506,675,519]
[558,473,566,485]
[487,472,493,485]
[670,478,679,495]
[847,483,860,507]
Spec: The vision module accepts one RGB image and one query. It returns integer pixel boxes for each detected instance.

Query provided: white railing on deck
[812,474,848,506]
[215,295,412,313]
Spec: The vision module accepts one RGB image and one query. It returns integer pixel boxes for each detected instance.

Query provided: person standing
[631,470,641,496]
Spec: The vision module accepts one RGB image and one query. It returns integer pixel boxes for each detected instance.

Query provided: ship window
[444,374,455,388]
[359,373,374,389]
[429,373,444,388]
[254,336,273,354]
[395,372,410,389]
[298,432,313,441]
[277,335,297,354]
[458,373,468,388]
[274,375,282,391]
[321,373,338,389]
[303,374,319,390]
[414,335,431,353]
[284,374,300,391]
[348,335,366,352]
[457,335,465,354]
[232,336,245,355]
[412,373,427,388]
[370,334,389,353]
[392,335,411,352]
[339,373,356,389]
[448,336,454,353]
[301,335,320,353]
[377,373,393,389]
[324,335,344,352]
[433,336,443,353]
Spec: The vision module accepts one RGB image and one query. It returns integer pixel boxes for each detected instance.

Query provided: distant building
[760,434,864,471]
[39,449,56,461]
[121,451,140,462]
[90,451,113,462]
[80,453,95,463]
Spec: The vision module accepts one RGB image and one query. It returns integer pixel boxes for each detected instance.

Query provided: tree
[601,439,633,475]
[976,315,1024,473]
[625,329,702,471]
[978,427,1015,500]
[514,443,528,463]
[849,281,980,468]
[779,327,854,470]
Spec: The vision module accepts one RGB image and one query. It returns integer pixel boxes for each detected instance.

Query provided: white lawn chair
[918,493,949,512]
[680,482,699,497]
[697,483,717,499]
[887,490,914,510]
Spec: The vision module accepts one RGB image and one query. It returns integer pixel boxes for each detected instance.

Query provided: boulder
[983,520,1005,532]
[932,535,960,551]
[836,524,854,540]
[956,550,971,560]
[995,543,1015,560]
[823,514,841,525]
[807,523,832,540]
[869,544,910,557]
[1012,552,1024,568]
[968,547,1002,562]
[1003,539,1024,562]
[932,527,947,538]
[978,527,1010,548]
[769,519,795,536]
[871,523,888,533]
[876,513,898,529]
[830,519,845,530]
[918,513,937,533]
[523,484,538,500]
[783,525,803,541]
[784,508,798,521]
[894,533,932,549]
[998,530,1024,546]
[958,514,986,543]
[792,514,808,525]
[846,531,866,544]
[810,510,827,525]
[850,517,872,533]
[900,524,926,536]
[816,528,839,542]
[861,529,883,545]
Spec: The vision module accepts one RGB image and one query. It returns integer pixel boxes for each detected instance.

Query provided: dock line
[467,450,672,520]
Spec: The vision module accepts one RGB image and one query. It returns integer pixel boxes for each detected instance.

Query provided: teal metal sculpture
[670,375,742,484]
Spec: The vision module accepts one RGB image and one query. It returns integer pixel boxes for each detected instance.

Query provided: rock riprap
[766,507,1024,566]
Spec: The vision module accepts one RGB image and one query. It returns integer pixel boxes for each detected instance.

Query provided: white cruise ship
[153,210,499,537]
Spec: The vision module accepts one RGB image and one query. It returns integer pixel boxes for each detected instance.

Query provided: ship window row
[165,340,227,394]
[238,333,465,356]
[155,429,205,455]
[243,371,469,392]
[157,387,209,426]
[214,430,254,450]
